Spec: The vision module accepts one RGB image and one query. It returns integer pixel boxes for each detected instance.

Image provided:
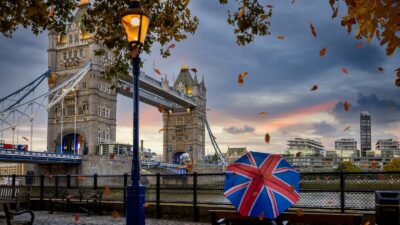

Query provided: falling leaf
[377,67,384,72]
[66,194,75,200]
[396,78,400,88]
[277,35,285,40]
[259,212,265,221]
[252,192,259,196]
[341,67,349,74]
[104,186,111,198]
[143,203,150,208]
[310,85,318,91]
[111,211,120,219]
[22,137,29,141]
[238,72,248,87]
[355,43,362,48]
[191,68,198,73]
[157,104,164,113]
[73,214,80,224]
[319,47,327,57]
[344,126,351,132]
[327,200,334,205]
[167,43,176,49]
[396,68,400,77]
[124,87,130,92]
[289,185,295,193]
[154,68,161,75]
[158,128,164,133]
[207,108,211,111]
[331,7,339,18]
[238,7,245,17]
[266,4,273,8]
[109,153,115,161]
[295,152,302,157]
[258,112,267,117]
[264,133,270,143]
[343,101,350,111]
[310,23,317,37]
[364,222,371,225]
[296,209,304,217]
[48,6,55,17]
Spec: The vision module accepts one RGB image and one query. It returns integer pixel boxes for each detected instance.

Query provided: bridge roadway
[0,148,81,164]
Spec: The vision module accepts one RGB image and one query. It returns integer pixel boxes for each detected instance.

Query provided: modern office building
[360,111,371,157]
[376,139,400,158]
[285,138,325,157]
[326,138,359,157]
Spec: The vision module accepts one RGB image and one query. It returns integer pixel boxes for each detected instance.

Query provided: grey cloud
[312,121,337,136]
[224,125,255,134]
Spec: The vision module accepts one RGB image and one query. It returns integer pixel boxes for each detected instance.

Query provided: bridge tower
[47,1,116,155]
[163,65,206,165]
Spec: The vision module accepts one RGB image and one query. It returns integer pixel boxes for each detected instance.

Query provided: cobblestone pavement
[10,211,207,225]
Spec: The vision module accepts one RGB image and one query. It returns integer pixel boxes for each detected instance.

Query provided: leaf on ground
[310,23,317,37]
[73,214,80,224]
[258,112,267,117]
[341,67,349,74]
[377,67,384,72]
[355,43,362,48]
[157,104,164,113]
[111,211,120,219]
[265,133,271,143]
[167,43,176,49]
[310,85,318,91]
[343,101,350,111]
[277,35,285,40]
[238,7,245,17]
[238,72,248,87]
[319,47,327,57]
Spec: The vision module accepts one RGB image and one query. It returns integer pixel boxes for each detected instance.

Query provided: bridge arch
[56,130,86,155]
[172,152,191,165]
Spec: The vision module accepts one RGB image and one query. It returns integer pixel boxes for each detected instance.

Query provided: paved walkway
[11,211,208,225]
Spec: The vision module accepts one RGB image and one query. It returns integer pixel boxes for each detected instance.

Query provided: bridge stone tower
[163,65,206,165]
[47,1,116,155]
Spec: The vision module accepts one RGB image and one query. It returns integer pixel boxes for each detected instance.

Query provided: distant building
[326,138,358,157]
[0,163,24,175]
[376,139,400,158]
[225,147,247,163]
[360,111,371,157]
[285,138,324,157]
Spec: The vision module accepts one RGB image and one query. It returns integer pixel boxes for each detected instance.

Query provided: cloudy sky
[0,0,399,156]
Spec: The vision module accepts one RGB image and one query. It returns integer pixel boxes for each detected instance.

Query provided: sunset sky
[0,0,399,156]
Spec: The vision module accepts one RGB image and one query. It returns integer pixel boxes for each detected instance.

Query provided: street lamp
[120,1,149,225]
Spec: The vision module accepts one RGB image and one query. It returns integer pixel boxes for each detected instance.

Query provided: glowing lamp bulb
[131,17,140,27]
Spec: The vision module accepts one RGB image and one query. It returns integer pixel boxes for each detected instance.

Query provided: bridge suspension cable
[205,118,228,167]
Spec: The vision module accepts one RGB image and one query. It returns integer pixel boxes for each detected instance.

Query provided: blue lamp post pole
[120,1,150,225]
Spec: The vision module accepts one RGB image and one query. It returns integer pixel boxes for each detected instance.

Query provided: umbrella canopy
[224,151,300,219]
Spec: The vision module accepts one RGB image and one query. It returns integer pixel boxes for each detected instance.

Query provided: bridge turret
[162,75,170,91]
[47,29,57,71]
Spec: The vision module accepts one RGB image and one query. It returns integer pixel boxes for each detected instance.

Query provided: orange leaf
[310,85,318,91]
[157,104,164,113]
[343,101,350,111]
[264,133,270,143]
[158,128,164,133]
[344,126,351,132]
[143,203,150,208]
[341,67,349,74]
[310,23,317,37]
[258,112,267,117]
[377,67,384,72]
[355,43,362,48]
[167,43,176,49]
[104,186,111,198]
[277,35,285,40]
[364,221,371,225]
[266,4,273,8]
[319,47,327,57]
[395,68,400,78]
[289,185,295,193]
[396,78,400,87]
[154,68,161,75]
[238,72,248,87]
[295,152,302,157]
[238,7,245,17]
[331,7,338,18]
[191,68,198,73]
[109,153,115,161]
[48,6,55,17]
[296,209,304,217]
[111,211,120,219]
[259,212,265,221]
[73,214,80,224]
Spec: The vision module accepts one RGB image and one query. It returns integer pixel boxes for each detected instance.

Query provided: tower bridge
[0,1,227,174]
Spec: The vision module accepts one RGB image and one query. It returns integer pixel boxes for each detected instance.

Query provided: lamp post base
[125,185,145,225]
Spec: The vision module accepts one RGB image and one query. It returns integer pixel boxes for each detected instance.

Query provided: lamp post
[120,1,149,225]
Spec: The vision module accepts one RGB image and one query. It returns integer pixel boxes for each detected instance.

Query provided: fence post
[93,174,98,190]
[156,173,161,219]
[40,175,45,210]
[123,173,128,216]
[55,175,59,198]
[11,174,16,198]
[193,172,198,222]
[66,174,71,188]
[340,170,345,213]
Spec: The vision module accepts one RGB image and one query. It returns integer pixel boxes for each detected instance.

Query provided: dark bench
[0,186,31,211]
[49,188,103,215]
[3,203,34,225]
[209,210,364,225]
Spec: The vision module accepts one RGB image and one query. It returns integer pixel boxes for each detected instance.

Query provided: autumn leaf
[296,209,304,217]
[66,194,75,200]
[327,200,334,205]
[396,78,400,88]
[238,7,245,17]
[167,43,176,49]
[207,108,211,111]
[310,23,317,37]
[264,133,270,143]
[111,211,120,219]
[266,4,273,8]
[396,68,400,77]
[48,6,55,18]
[73,214,80,224]
[158,128,164,133]
[344,126,351,132]
[332,7,338,18]
[343,101,350,111]
[157,104,163,113]
[364,222,371,225]
[109,153,115,161]
[319,47,327,57]
[377,67,384,72]
[277,35,285,40]
[310,85,318,91]
[259,212,265,221]
[258,112,267,117]
[341,67,349,74]
[154,68,161,75]
[289,185,295,193]
[238,72,248,87]
[143,203,150,208]
[295,152,302,157]
[104,186,111,198]
[191,68,198,73]
[355,43,362,48]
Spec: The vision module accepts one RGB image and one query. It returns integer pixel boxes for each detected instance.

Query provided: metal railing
[2,171,399,220]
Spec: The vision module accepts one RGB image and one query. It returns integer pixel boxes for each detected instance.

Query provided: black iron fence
[1,171,399,216]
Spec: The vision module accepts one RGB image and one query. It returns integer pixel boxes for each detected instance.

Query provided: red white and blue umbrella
[224,151,300,219]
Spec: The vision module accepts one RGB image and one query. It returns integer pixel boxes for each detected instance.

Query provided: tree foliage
[384,158,400,172]
[335,161,362,172]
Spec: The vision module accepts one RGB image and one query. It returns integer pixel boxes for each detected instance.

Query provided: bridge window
[177,117,184,126]
[63,52,67,60]
[67,105,75,116]
[79,49,83,57]
[68,35,73,44]
[74,34,79,43]
[74,50,78,58]
[68,51,72,59]
[82,82,86,89]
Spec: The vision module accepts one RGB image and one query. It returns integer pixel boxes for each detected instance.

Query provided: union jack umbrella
[224,151,300,219]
